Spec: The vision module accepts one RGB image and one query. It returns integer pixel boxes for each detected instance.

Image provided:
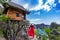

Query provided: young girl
[26,24,34,40]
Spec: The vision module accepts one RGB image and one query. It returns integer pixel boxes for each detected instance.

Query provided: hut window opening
[16,13,19,17]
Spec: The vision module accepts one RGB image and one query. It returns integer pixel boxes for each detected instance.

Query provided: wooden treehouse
[6,2,29,21]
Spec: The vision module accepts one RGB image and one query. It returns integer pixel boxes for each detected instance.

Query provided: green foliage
[0,28,3,34]
[50,22,58,29]
[44,28,51,35]
[0,0,10,10]
[0,0,7,4]
[0,15,8,22]
[0,28,4,37]
[4,3,9,8]
[56,26,60,31]
[34,29,39,37]
[43,28,51,39]
[0,9,4,14]
[0,0,11,4]
[42,36,47,40]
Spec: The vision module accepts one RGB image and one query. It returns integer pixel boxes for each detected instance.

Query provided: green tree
[43,28,51,40]
[50,22,58,29]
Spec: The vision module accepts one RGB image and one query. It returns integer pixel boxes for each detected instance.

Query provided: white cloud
[25,0,55,11]
[28,19,41,24]
[34,12,40,15]
[53,3,56,7]
[28,19,51,25]
[28,18,60,25]
[42,0,55,11]
[45,0,55,5]
[59,0,60,3]
[30,19,41,22]
[12,0,56,11]
[29,0,43,11]
[42,4,51,11]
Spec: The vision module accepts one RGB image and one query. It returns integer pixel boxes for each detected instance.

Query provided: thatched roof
[6,2,29,14]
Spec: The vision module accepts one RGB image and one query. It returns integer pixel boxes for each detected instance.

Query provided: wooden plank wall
[7,8,23,21]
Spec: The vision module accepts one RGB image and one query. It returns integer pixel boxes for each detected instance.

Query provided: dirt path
[0,37,6,40]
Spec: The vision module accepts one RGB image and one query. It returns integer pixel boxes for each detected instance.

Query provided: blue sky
[12,0,60,25]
